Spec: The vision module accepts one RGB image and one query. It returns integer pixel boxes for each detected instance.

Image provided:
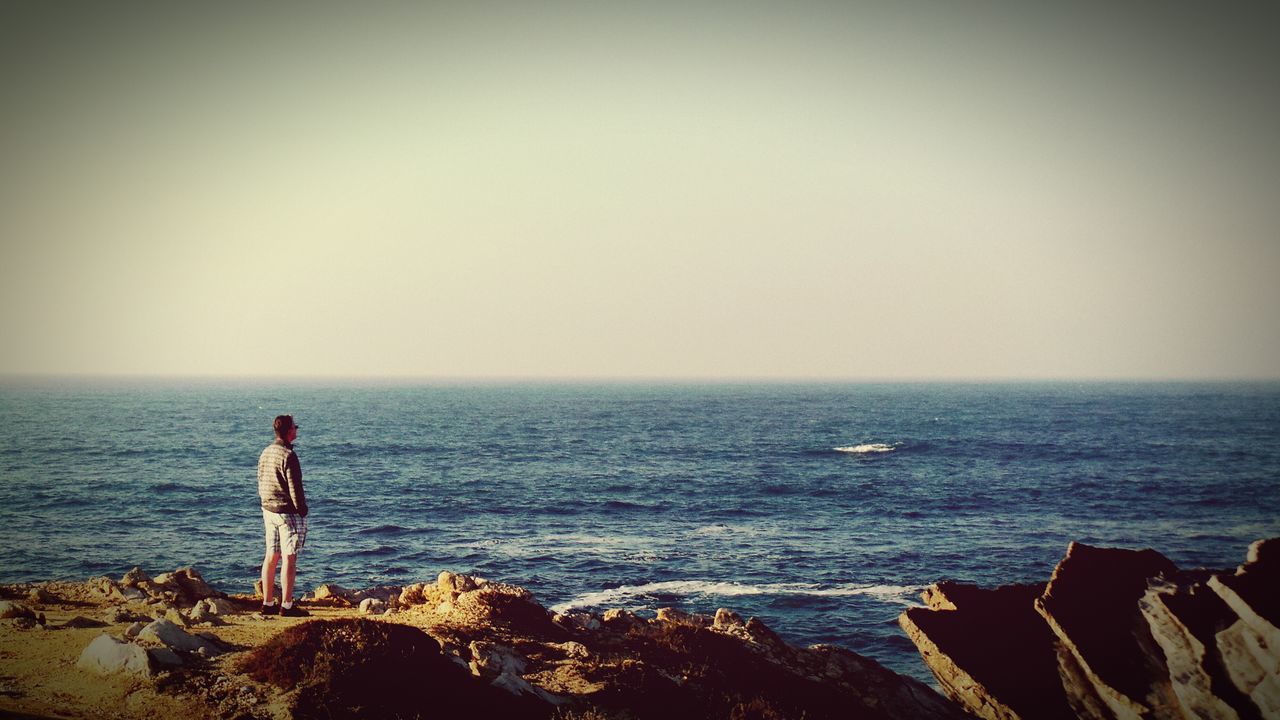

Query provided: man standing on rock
[257,414,309,617]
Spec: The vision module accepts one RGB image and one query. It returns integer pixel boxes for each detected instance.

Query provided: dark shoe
[260,603,278,616]
[280,605,310,618]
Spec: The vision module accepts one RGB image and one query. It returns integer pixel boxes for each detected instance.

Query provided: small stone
[125,621,146,638]
[27,587,55,604]
[359,598,386,615]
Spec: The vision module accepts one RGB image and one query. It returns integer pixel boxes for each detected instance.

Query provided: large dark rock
[902,539,1280,720]
[1034,542,1181,719]
[899,581,1074,720]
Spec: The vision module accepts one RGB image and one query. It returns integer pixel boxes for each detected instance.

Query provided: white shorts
[263,510,307,556]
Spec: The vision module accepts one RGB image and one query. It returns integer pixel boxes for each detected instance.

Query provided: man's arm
[285,452,308,517]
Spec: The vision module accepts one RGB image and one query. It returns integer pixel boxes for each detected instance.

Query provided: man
[257,414,309,617]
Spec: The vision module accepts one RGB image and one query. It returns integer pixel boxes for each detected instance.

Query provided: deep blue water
[2,379,1278,683]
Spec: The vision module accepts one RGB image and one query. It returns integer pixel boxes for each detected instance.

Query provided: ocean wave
[834,443,899,455]
[344,545,399,557]
[550,579,925,614]
[356,524,410,536]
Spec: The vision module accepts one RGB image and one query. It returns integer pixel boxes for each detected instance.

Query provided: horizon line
[2,372,1278,385]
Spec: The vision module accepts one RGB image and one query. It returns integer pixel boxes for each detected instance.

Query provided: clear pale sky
[2,2,1278,380]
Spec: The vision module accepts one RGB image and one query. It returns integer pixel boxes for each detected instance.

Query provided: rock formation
[2,565,965,719]
[901,538,1280,720]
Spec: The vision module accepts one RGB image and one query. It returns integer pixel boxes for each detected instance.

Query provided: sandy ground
[0,585,363,720]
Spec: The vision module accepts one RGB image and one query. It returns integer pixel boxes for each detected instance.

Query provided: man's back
[258,439,306,516]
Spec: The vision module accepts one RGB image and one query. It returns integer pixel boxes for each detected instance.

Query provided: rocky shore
[899,538,1279,720]
[4,537,1275,719]
[0,567,960,719]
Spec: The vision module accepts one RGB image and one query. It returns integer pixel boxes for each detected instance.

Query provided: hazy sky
[2,2,1278,379]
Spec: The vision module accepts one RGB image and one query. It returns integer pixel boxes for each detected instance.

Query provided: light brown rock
[77,634,153,678]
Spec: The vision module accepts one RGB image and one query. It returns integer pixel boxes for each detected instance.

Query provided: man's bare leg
[282,553,297,604]
[261,551,280,605]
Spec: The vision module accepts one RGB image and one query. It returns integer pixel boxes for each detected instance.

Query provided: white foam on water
[550,579,925,614]
[834,443,899,454]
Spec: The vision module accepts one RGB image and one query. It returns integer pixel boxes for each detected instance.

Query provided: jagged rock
[120,567,151,588]
[899,581,1074,720]
[742,616,792,657]
[1211,539,1280,717]
[714,608,744,629]
[188,597,234,623]
[655,607,711,628]
[1210,538,1280,663]
[448,585,560,637]
[253,580,281,599]
[148,647,184,666]
[602,608,642,631]
[86,576,118,598]
[469,641,528,678]
[313,583,352,602]
[237,618,548,718]
[548,641,589,660]
[438,571,478,596]
[138,618,223,655]
[26,587,54,605]
[553,610,601,631]
[124,621,146,639]
[352,585,403,604]
[1140,575,1263,720]
[5,617,39,630]
[0,601,35,620]
[153,568,217,604]
[1216,619,1280,717]
[105,606,148,624]
[398,582,427,606]
[77,634,153,677]
[164,608,189,627]
[901,539,1280,720]
[59,616,108,629]
[437,571,458,595]
[359,598,387,615]
[1035,542,1182,719]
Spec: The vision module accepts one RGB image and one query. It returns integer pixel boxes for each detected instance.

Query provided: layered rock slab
[1035,542,1182,719]
[899,581,1074,720]
[902,538,1279,720]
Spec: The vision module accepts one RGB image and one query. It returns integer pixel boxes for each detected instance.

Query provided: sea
[2,379,1278,684]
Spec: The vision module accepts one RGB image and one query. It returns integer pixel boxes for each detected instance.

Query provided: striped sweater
[257,439,308,516]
